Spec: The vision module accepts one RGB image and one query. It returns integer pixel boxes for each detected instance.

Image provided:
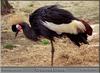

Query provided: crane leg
[50,40,55,66]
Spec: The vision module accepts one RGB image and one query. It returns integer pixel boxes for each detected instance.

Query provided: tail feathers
[78,33,89,44]
[66,33,88,46]
[80,20,93,35]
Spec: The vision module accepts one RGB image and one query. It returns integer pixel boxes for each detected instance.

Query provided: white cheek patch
[16,24,22,31]
[42,20,86,35]
[16,24,20,29]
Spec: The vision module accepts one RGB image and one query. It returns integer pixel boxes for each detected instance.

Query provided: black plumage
[12,5,93,66]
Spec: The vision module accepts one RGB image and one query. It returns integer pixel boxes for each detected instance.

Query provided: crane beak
[15,31,19,38]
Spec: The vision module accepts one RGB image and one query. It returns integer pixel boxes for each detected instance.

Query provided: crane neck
[19,22,38,41]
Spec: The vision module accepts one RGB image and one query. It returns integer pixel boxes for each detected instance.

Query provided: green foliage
[40,39,49,45]
[4,44,16,50]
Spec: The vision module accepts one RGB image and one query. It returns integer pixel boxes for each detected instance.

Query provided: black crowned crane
[12,5,93,66]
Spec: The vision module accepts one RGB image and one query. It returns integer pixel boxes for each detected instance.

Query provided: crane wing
[42,5,77,24]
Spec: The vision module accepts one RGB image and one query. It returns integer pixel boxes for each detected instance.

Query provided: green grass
[40,39,49,45]
[4,44,16,50]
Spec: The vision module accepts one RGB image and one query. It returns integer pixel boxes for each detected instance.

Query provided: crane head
[12,24,22,38]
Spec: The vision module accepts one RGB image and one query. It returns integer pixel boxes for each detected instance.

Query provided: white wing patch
[42,20,86,34]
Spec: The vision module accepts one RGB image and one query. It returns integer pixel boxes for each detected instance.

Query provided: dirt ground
[1,1,99,67]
